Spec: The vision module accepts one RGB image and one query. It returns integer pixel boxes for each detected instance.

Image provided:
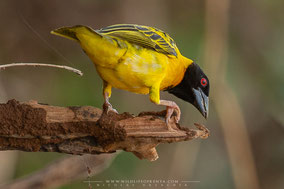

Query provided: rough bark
[0,99,209,161]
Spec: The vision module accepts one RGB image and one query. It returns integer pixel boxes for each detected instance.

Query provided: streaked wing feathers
[96,24,178,56]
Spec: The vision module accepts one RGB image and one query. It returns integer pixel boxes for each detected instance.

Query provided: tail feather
[51,25,101,41]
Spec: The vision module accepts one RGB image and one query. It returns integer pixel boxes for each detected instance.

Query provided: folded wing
[96,24,178,57]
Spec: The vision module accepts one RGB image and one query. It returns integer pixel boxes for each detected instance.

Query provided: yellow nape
[181,55,194,68]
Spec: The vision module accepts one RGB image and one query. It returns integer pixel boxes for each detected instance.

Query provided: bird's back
[96,24,180,57]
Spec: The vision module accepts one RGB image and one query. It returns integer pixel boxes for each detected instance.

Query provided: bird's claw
[166,122,176,132]
[103,102,118,114]
[165,103,181,124]
[164,103,181,131]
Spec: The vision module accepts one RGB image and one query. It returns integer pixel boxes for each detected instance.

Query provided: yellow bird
[51,24,209,129]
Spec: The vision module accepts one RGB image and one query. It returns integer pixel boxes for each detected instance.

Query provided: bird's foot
[166,123,176,132]
[103,91,118,114]
[158,100,181,131]
[103,101,118,114]
[165,102,181,124]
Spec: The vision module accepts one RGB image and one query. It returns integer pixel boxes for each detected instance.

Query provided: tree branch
[1,153,117,189]
[0,99,209,161]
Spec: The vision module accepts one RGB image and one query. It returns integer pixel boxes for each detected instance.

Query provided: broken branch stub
[0,99,209,161]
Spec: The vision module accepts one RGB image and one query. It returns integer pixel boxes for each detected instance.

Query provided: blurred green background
[0,0,283,189]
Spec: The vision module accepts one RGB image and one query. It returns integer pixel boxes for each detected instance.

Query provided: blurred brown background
[0,0,283,188]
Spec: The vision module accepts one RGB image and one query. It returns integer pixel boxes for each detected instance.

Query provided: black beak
[192,87,209,119]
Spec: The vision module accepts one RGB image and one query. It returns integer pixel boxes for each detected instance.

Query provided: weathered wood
[0,99,209,161]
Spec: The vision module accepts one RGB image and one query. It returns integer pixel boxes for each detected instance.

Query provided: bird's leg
[103,92,118,113]
[149,84,179,131]
[159,100,181,125]
[103,81,118,114]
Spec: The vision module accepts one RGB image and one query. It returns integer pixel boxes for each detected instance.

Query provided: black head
[167,63,210,118]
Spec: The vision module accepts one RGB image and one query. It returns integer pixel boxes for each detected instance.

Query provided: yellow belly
[95,47,168,94]
[96,65,149,94]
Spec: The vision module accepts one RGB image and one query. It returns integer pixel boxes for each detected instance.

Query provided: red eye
[201,78,207,86]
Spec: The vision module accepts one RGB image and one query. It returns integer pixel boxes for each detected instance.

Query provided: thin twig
[0,63,83,76]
